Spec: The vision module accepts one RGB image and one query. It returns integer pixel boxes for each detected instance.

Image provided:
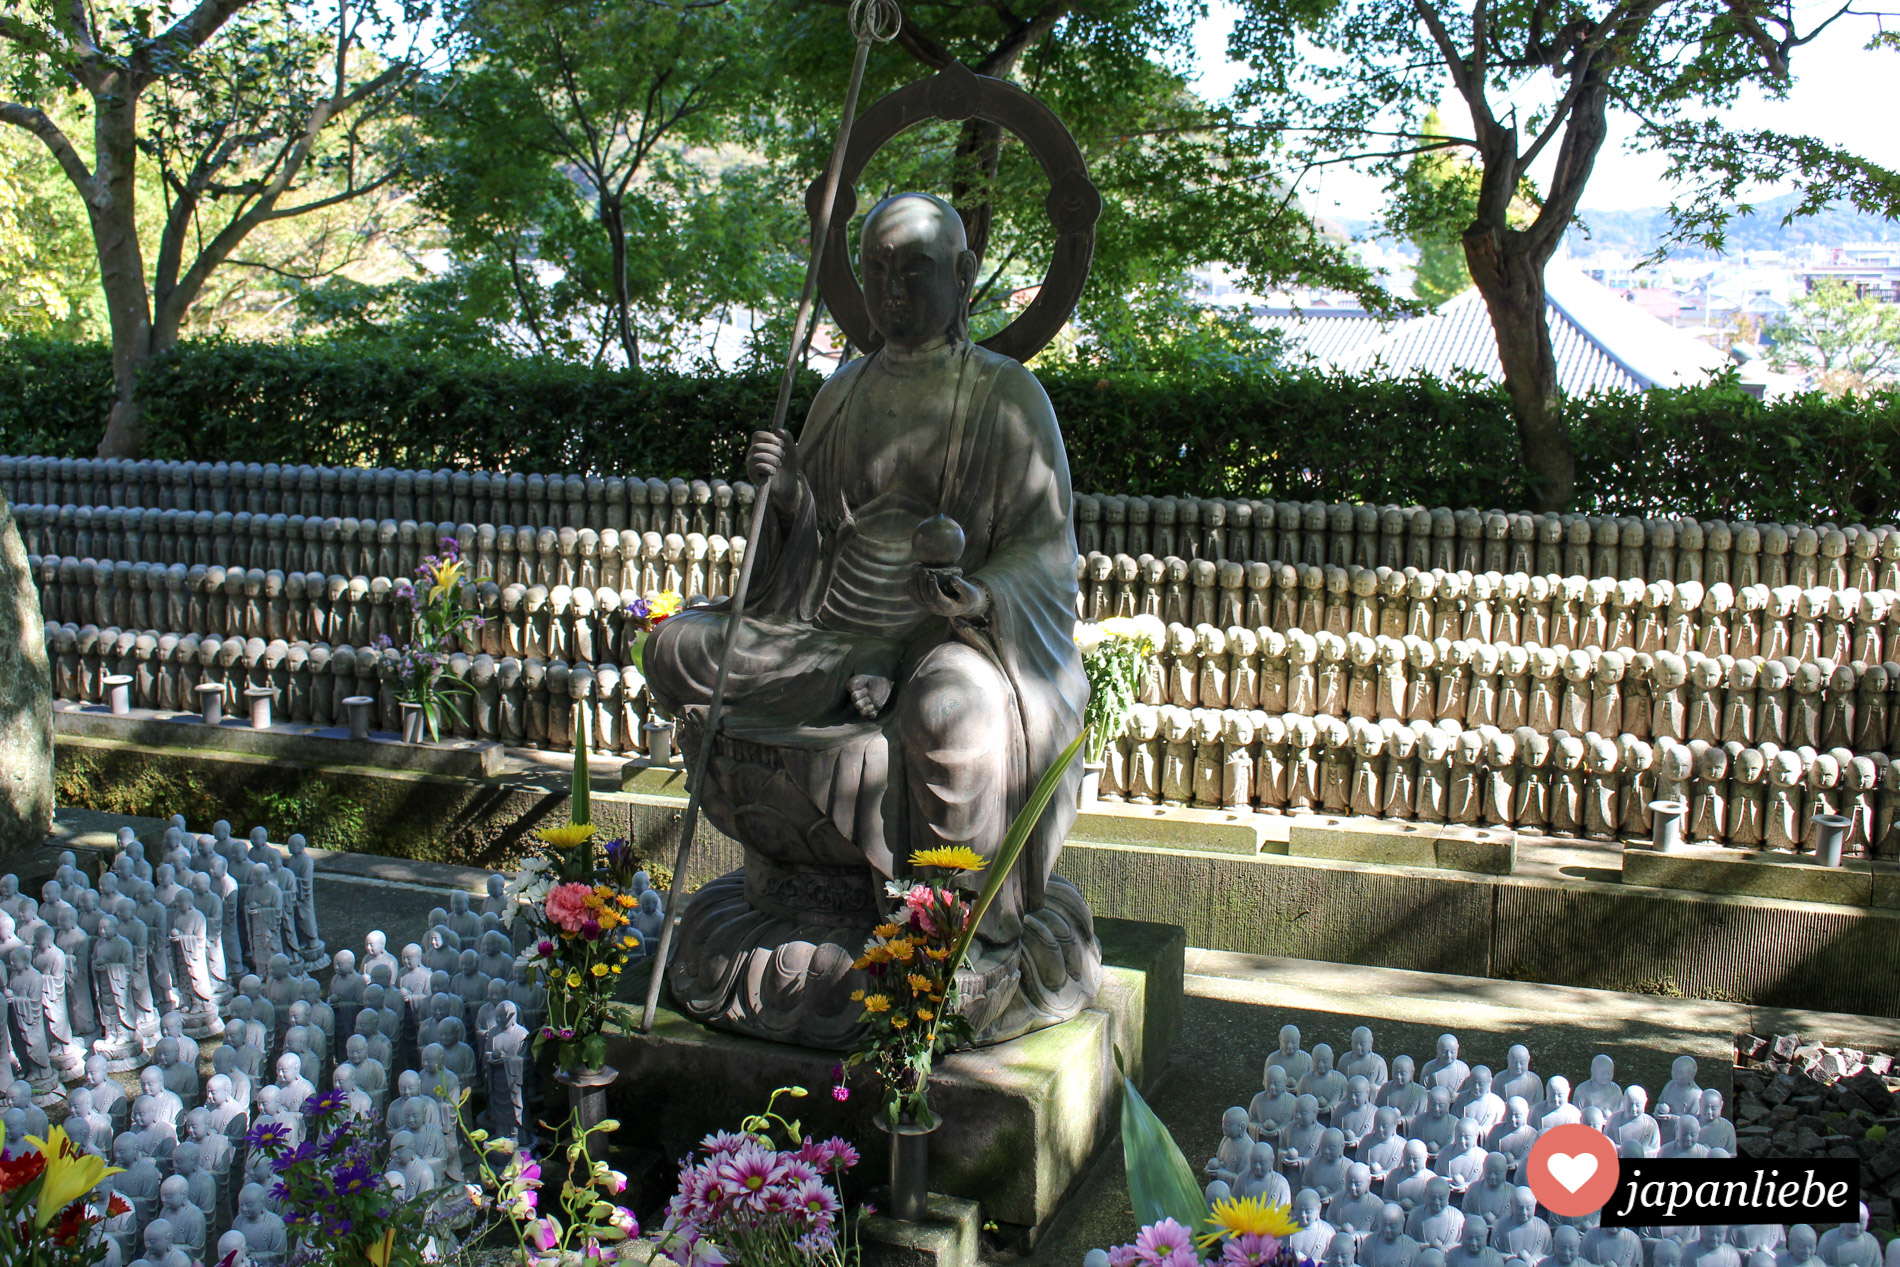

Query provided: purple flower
[303,1088,347,1118]
[537,940,556,957]
[332,1159,376,1196]
[831,1084,849,1102]
[244,1120,292,1152]
[439,536,461,557]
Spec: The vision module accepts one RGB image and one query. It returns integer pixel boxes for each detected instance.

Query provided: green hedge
[4,337,1899,522]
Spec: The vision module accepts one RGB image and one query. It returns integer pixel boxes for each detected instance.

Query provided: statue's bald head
[860,193,977,350]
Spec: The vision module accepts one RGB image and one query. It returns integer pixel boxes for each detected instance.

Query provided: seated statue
[647,191,1101,1048]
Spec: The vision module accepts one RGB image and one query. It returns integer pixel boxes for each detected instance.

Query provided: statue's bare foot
[849,674,893,718]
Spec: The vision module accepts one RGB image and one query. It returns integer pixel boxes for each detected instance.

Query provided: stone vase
[1812,813,1850,867]
[879,1114,939,1224]
[644,719,676,765]
[400,700,426,744]
[1079,761,1105,808]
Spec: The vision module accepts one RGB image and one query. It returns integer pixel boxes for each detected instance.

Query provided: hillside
[1569,193,1900,256]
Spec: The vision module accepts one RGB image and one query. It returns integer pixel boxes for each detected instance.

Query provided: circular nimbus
[806,59,1102,364]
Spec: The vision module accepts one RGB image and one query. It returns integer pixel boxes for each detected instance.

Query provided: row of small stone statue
[47,629,664,754]
[35,547,1900,677]
[1102,716,1899,855]
[10,453,1898,591]
[1078,564,1900,658]
[32,556,697,665]
[1196,1025,1881,1267]
[1129,632,1899,757]
[0,457,756,540]
[0,823,327,1086]
[29,922,545,1267]
[17,517,738,605]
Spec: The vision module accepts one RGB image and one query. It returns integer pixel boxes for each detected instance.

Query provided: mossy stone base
[859,1196,980,1267]
[1284,815,1516,874]
[605,917,1185,1240]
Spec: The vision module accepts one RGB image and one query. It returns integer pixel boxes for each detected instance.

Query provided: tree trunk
[601,196,640,371]
[1463,225,1574,511]
[90,91,155,461]
[950,117,1004,267]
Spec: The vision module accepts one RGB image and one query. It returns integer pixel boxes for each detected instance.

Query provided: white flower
[1073,621,1108,656]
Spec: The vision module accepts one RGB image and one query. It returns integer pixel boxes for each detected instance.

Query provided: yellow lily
[28,1126,123,1228]
[427,557,467,603]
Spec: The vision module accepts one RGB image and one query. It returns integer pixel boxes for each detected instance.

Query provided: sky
[1187,0,1900,221]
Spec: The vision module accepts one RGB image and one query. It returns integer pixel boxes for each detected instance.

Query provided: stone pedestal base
[860,1195,980,1267]
[610,917,1183,1242]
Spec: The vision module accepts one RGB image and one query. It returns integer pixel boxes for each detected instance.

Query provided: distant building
[1262,266,1734,395]
[1797,245,1900,302]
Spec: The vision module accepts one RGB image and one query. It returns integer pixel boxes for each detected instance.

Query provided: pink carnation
[545,883,595,933]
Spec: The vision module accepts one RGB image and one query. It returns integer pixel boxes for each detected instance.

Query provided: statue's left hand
[911,569,990,620]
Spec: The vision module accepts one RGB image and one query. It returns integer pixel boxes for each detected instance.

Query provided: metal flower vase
[882,1115,938,1223]
[400,701,425,744]
[555,1063,619,1164]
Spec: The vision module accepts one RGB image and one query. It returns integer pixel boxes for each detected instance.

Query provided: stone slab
[1871,864,1900,909]
[1286,815,1440,867]
[603,916,1185,1239]
[1436,825,1517,876]
[1621,844,1875,906]
[1070,803,1265,855]
[54,705,505,777]
[860,1196,981,1267]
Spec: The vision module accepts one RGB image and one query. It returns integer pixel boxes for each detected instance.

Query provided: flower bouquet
[383,535,486,742]
[243,1089,434,1267]
[653,1087,861,1267]
[0,1124,127,1267]
[1102,1200,1309,1267]
[629,589,684,674]
[842,729,1090,1132]
[513,822,645,1072]
[1075,614,1162,765]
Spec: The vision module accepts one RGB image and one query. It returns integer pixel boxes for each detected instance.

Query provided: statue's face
[860,196,973,350]
[1352,1028,1372,1057]
[1380,1209,1403,1241]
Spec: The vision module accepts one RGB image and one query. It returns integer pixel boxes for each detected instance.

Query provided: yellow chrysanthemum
[907,973,932,993]
[889,940,916,962]
[536,824,597,849]
[910,846,987,873]
[890,1015,909,1029]
[647,590,684,618]
[916,1008,935,1022]
[611,964,623,974]
[862,994,891,1014]
[850,989,866,1001]
[1199,1196,1301,1247]
[591,963,609,977]
[618,894,637,908]
[925,946,951,961]
[566,971,583,989]
[874,922,901,939]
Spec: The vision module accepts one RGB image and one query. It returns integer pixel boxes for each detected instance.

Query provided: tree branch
[0,101,97,199]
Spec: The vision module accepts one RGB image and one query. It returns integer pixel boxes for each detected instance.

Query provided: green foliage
[13,338,1900,522]
[1116,1055,1209,1235]
[1768,279,1900,391]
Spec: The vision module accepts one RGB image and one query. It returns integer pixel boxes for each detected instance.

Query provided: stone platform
[607,917,1185,1244]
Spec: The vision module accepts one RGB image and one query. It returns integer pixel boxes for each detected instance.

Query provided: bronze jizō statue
[646,192,1102,1048]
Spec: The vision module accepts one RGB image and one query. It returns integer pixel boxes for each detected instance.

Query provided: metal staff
[641,0,902,1033]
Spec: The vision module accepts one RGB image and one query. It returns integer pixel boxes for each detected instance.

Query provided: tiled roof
[1265,267,1730,394]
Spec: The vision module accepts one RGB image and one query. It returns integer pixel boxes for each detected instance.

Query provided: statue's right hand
[747,430,799,508]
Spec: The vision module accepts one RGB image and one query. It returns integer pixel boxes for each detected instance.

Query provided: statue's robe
[647,336,1086,941]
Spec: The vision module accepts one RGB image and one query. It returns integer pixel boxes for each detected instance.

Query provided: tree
[417,0,765,370]
[1769,278,1900,392]
[751,0,1400,364]
[1402,111,1475,306]
[0,115,99,336]
[0,0,432,456]
[1230,0,1900,508]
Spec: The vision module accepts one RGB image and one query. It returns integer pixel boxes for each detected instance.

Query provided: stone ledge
[54,704,506,777]
[603,917,1185,1239]
[859,1196,981,1267]
[1622,844,1877,907]
[1284,814,1516,875]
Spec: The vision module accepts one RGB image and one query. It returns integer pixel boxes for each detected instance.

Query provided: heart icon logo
[1545,1151,1598,1193]
[1528,1124,1619,1216]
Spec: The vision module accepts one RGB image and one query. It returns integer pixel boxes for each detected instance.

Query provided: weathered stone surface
[0,490,49,859]
[860,1196,981,1267]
